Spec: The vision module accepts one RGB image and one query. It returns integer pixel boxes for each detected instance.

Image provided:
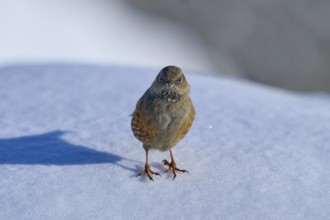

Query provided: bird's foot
[162,159,189,180]
[136,164,161,181]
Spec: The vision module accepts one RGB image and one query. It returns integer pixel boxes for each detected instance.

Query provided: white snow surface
[0,64,329,220]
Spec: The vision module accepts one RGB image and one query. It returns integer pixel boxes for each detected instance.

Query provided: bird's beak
[166,81,174,88]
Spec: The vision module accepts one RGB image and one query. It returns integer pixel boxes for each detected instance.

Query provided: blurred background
[1,0,329,92]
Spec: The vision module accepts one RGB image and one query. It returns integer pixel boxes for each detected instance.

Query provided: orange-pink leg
[162,150,189,180]
[137,150,161,181]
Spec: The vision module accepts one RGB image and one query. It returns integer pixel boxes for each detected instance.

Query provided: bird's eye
[176,77,183,84]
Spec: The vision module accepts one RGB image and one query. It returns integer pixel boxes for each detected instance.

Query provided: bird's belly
[148,101,190,151]
[153,115,184,151]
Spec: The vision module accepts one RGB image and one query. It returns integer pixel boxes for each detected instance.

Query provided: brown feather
[176,104,196,142]
[131,98,156,145]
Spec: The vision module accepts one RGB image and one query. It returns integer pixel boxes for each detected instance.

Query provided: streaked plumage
[131,66,195,181]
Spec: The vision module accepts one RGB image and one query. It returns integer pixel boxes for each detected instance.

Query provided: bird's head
[150,66,190,99]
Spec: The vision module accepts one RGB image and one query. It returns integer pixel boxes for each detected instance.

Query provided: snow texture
[0,64,329,220]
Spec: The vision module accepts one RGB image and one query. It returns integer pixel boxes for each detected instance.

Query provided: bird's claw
[136,165,161,181]
[162,159,171,166]
[162,159,189,180]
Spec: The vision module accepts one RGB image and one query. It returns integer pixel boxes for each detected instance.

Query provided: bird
[131,65,195,181]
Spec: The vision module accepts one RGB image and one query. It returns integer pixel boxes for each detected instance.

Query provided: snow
[0,64,329,219]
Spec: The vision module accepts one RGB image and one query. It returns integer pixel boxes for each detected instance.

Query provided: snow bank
[0,64,329,219]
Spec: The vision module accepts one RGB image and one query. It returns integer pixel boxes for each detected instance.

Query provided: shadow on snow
[0,130,122,165]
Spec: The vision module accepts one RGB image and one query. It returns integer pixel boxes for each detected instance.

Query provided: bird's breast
[155,100,187,131]
[160,90,181,103]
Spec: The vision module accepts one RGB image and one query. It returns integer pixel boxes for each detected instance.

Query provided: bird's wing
[131,98,156,145]
[177,99,196,142]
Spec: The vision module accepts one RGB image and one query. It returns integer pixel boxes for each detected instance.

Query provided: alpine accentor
[131,66,195,181]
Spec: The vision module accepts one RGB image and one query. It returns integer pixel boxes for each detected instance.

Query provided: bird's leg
[162,150,189,180]
[137,149,161,181]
